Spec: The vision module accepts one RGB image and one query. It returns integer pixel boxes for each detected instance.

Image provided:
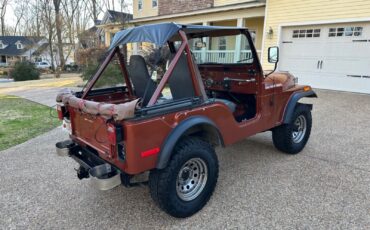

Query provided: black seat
[168,54,236,112]
[128,55,157,105]
[168,54,195,100]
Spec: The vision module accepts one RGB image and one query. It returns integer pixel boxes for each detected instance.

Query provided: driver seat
[169,53,236,112]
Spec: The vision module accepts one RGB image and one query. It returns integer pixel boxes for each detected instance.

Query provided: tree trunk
[48,36,55,71]
[0,0,8,36]
[36,0,41,37]
[1,17,4,35]
[53,0,65,71]
[92,0,97,22]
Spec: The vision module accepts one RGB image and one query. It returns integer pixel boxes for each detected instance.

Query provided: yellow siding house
[108,0,370,93]
[264,0,370,93]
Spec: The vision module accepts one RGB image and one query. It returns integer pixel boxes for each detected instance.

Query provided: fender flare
[282,90,317,124]
[156,116,223,169]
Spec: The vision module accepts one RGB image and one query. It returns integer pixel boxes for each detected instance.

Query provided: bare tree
[0,0,9,35]
[92,0,97,21]
[40,0,56,71]
[13,2,27,35]
[85,0,103,22]
[53,0,65,72]
[119,0,130,13]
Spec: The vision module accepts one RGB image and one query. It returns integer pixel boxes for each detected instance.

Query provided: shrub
[11,62,40,81]
[82,62,123,88]
[0,69,8,76]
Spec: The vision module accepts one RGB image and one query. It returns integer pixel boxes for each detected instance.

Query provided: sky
[5,0,133,27]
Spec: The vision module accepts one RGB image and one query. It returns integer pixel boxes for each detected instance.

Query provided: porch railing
[192,50,253,64]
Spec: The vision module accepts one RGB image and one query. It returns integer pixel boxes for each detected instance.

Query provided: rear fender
[282,90,317,124]
[156,116,223,169]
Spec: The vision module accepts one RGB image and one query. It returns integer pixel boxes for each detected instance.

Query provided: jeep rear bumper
[55,140,124,190]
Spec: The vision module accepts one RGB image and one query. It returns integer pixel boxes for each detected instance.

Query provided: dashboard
[199,65,259,94]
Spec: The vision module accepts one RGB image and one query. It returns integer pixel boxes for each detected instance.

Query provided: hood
[268,71,295,91]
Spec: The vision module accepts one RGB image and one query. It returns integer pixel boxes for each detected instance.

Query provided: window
[329,27,363,37]
[110,32,115,44]
[0,41,3,49]
[17,43,23,49]
[306,29,313,38]
[354,27,363,36]
[138,0,143,10]
[293,29,320,38]
[345,27,354,36]
[241,30,256,51]
[313,29,321,37]
[218,37,227,50]
[218,37,227,58]
[337,27,344,36]
[152,0,157,7]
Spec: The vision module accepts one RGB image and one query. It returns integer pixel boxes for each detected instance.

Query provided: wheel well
[183,124,224,147]
[283,90,317,124]
[156,116,224,169]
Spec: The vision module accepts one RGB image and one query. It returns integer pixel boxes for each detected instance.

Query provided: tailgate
[69,108,112,154]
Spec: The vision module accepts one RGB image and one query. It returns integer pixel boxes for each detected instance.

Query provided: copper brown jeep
[55,23,317,218]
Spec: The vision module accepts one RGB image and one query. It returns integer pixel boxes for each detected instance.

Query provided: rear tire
[149,137,219,218]
[272,104,312,154]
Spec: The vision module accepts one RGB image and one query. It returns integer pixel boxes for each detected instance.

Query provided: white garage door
[279,22,370,94]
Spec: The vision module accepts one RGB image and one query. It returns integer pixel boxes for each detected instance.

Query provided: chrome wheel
[176,158,208,201]
[292,115,307,143]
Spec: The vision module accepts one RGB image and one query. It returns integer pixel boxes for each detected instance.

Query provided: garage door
[279,22,370,94]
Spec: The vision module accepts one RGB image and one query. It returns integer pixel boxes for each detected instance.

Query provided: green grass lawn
[0,95,60,151]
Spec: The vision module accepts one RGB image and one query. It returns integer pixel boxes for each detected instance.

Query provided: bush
[0,69,8,76]
[11,62,40,81]
[82,62,123,88]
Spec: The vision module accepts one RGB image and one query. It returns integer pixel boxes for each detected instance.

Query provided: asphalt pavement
[0,89,369,229]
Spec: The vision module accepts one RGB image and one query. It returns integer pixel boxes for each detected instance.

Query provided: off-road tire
[272,104,312,154]
[149,137,219,218]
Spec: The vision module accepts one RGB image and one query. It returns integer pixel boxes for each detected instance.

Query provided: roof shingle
[0,36,44,56]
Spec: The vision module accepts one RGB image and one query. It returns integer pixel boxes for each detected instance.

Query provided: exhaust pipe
[55,140,75,157]
[55,140,122,190]
[89,164,121,190]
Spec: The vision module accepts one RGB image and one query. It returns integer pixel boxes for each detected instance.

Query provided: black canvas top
[109,22,246,49]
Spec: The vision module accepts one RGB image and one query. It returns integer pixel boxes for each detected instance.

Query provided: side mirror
[268,46,279,63]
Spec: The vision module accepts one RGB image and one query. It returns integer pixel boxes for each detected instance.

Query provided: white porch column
[234,18,245,63]
[133,43,139,55]
[201,21,210,63]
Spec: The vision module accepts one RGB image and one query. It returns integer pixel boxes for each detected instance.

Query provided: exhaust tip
[89,164,121,191]
[55,140,74,157]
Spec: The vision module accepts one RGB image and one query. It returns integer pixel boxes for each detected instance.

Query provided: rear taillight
[57,105,64,120]
[107,123,117,144]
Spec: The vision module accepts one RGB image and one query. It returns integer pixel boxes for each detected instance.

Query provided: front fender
[156,116,223,169]
[282,90,317,124]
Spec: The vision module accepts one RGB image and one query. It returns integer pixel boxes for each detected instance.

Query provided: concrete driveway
[0,90,369,229]
[0,75,82,107]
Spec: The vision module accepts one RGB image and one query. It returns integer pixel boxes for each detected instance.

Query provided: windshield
[189,34,254,65]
